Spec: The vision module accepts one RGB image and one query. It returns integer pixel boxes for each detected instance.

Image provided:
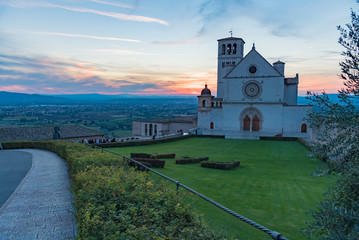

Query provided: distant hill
[0,91,197,105]
[298,94,359,106]
[0,91,70,105]
[0,91,357,106]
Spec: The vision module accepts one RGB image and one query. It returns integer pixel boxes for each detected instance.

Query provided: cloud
[0,53,172,94]
[152,38,201,45]
[19,30,141,43]
[89,0,135,9]
[88,48,149,55]
[0,0,169,26]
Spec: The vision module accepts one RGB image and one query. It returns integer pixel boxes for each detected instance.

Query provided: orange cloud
[0,85,28,92]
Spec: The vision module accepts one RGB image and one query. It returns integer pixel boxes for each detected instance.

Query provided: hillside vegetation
[110,138,333,240]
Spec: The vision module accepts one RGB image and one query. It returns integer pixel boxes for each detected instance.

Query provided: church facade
[197,36,312,140]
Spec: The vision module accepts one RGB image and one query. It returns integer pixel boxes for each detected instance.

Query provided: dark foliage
[200,161,240,170]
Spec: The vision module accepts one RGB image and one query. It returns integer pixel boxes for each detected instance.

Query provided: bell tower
[217,36,245,98]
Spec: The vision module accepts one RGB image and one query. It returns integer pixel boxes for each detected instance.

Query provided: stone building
[0,125,104,142]
[197,36,312,140]
[132,116,197,137]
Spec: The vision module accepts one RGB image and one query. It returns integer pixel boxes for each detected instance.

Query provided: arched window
[233,43,237,54]
[252,115,260,131]
[227,44,232,54]
[301,123,307,133]
[145,124,148,136]
[220,102,222,108]
[222,44,226,55]
[243,116,250,131]
[149,124,153,136]
[216,102,218,107]
[154,124,157,135]
[211,102,214,107]
[202,100,207,107]
[210,122,214,129]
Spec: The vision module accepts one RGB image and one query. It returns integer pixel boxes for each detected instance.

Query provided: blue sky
[0,0,357,95]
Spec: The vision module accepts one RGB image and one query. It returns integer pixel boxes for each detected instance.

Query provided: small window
[222,44,226,55]
[222,62,225,68]
[233,43,237,54]
[227,44,232,54]
[210,122,214,129]
[211,102,214,107]
[202,100,207,107]
[249,65,257,74]
[145,124,148,136]
[301,124,307,133]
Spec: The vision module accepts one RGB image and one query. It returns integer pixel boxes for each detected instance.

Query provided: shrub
[200,161,240,170]
[152,153,176,159]
[3,140,220,239]
[132,158,165,168]
[130,153,151,158]
[176,156,209,164]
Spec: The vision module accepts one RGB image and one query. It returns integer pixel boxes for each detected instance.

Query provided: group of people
[77,138,117,144]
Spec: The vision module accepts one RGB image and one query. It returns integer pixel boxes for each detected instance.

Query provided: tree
[304,9,359,240]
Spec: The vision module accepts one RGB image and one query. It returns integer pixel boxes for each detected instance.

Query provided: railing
[101,147,289,240]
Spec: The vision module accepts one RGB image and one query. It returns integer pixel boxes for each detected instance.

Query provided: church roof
[273,60,285,64]
[201,84,211,95]
[0,125,104,141]
[224,47,283,78]
[217,37,245,42]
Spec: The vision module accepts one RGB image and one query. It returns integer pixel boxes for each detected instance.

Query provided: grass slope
[109,138,332,240]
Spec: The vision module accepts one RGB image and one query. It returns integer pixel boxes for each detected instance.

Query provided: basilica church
[197,36,312,140]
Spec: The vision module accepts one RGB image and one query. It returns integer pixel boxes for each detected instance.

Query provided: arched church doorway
[240,108,263,132]
[243,116,250,131]
[301,123,307,133]
[252,115,259,131]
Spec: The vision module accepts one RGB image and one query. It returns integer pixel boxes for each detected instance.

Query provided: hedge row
[200,161,240,170]
[130,153,176,159]
[95,135,192,148]
[2,140,220,239]
[132,158,166,168]
[260,136,298,141]
[176,156,209,164]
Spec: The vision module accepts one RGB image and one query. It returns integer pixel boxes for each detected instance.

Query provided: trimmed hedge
[130,153,151,158]
[131,153,176,159]
[132,158,166,168]
[95,135,192,148]
[154,153,176,159]
[260,136,298,141]
[2,140,220,239]
[176,156,209,164]
[200,161,240,170]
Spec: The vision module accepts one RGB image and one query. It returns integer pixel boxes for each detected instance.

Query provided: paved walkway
[0,151,32,207]
[0,149,77,240]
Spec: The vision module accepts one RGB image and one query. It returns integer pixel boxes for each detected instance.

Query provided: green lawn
[109,138,332,240]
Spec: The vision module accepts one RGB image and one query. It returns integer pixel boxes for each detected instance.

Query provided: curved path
[0,149,77,240]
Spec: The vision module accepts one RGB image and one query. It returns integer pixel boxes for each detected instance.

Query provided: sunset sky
[0,0,357,96]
